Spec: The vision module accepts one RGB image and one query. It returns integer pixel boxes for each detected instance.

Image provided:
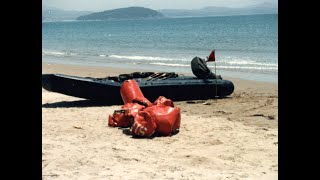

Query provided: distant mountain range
[42,3,277,22]
[158,3,278,18]
[42,6,93,22]
[77,7,163,21]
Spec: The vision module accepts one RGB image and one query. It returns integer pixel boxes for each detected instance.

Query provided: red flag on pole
[207,49,215,62]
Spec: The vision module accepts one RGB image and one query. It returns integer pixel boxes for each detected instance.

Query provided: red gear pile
[108,80,181,137]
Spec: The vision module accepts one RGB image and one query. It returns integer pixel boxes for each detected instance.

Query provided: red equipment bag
[120,80,152,107]
[109,79,181,137]
[108,109,132,128]
[141,105,181,136]
[153,96,174,107]
[108,103,145,128]
[132,106,181,137]
[131,111,157,137]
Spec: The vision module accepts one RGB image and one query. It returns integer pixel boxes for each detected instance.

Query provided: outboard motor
[191,56,221,79]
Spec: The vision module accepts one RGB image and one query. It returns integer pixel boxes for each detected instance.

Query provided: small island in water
[77,7,164,20]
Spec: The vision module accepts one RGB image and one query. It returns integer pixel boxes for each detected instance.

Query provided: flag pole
[215,60,218,100]
[207,49,218,101]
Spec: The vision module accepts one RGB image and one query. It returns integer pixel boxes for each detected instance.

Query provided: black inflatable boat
[42,57,235,103]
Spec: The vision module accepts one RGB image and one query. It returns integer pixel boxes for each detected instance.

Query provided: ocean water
[42,14,278,82]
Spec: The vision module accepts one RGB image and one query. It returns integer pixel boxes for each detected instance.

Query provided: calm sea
[42,14,278,82]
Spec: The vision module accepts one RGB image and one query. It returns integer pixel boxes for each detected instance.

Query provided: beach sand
[42,62,278,180]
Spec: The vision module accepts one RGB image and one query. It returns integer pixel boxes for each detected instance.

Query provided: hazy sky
[43,0,278,11]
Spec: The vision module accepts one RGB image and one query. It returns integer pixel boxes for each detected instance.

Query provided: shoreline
[42,61,278,179]
[42,55,277,82]
[42,62,278,86]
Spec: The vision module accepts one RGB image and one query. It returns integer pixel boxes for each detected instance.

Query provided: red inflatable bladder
[131,111,157,137]
[143,106,181,136]
[122,103,146,118]
[108,103,145,128]
[120,80,152,106]
[153,96,174,107]
[108,109,132,128]
[109,79,181,137]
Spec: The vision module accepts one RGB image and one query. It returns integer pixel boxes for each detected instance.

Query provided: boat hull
[42,74,234,104]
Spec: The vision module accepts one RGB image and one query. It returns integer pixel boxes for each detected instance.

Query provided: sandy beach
[42,62,278,180]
